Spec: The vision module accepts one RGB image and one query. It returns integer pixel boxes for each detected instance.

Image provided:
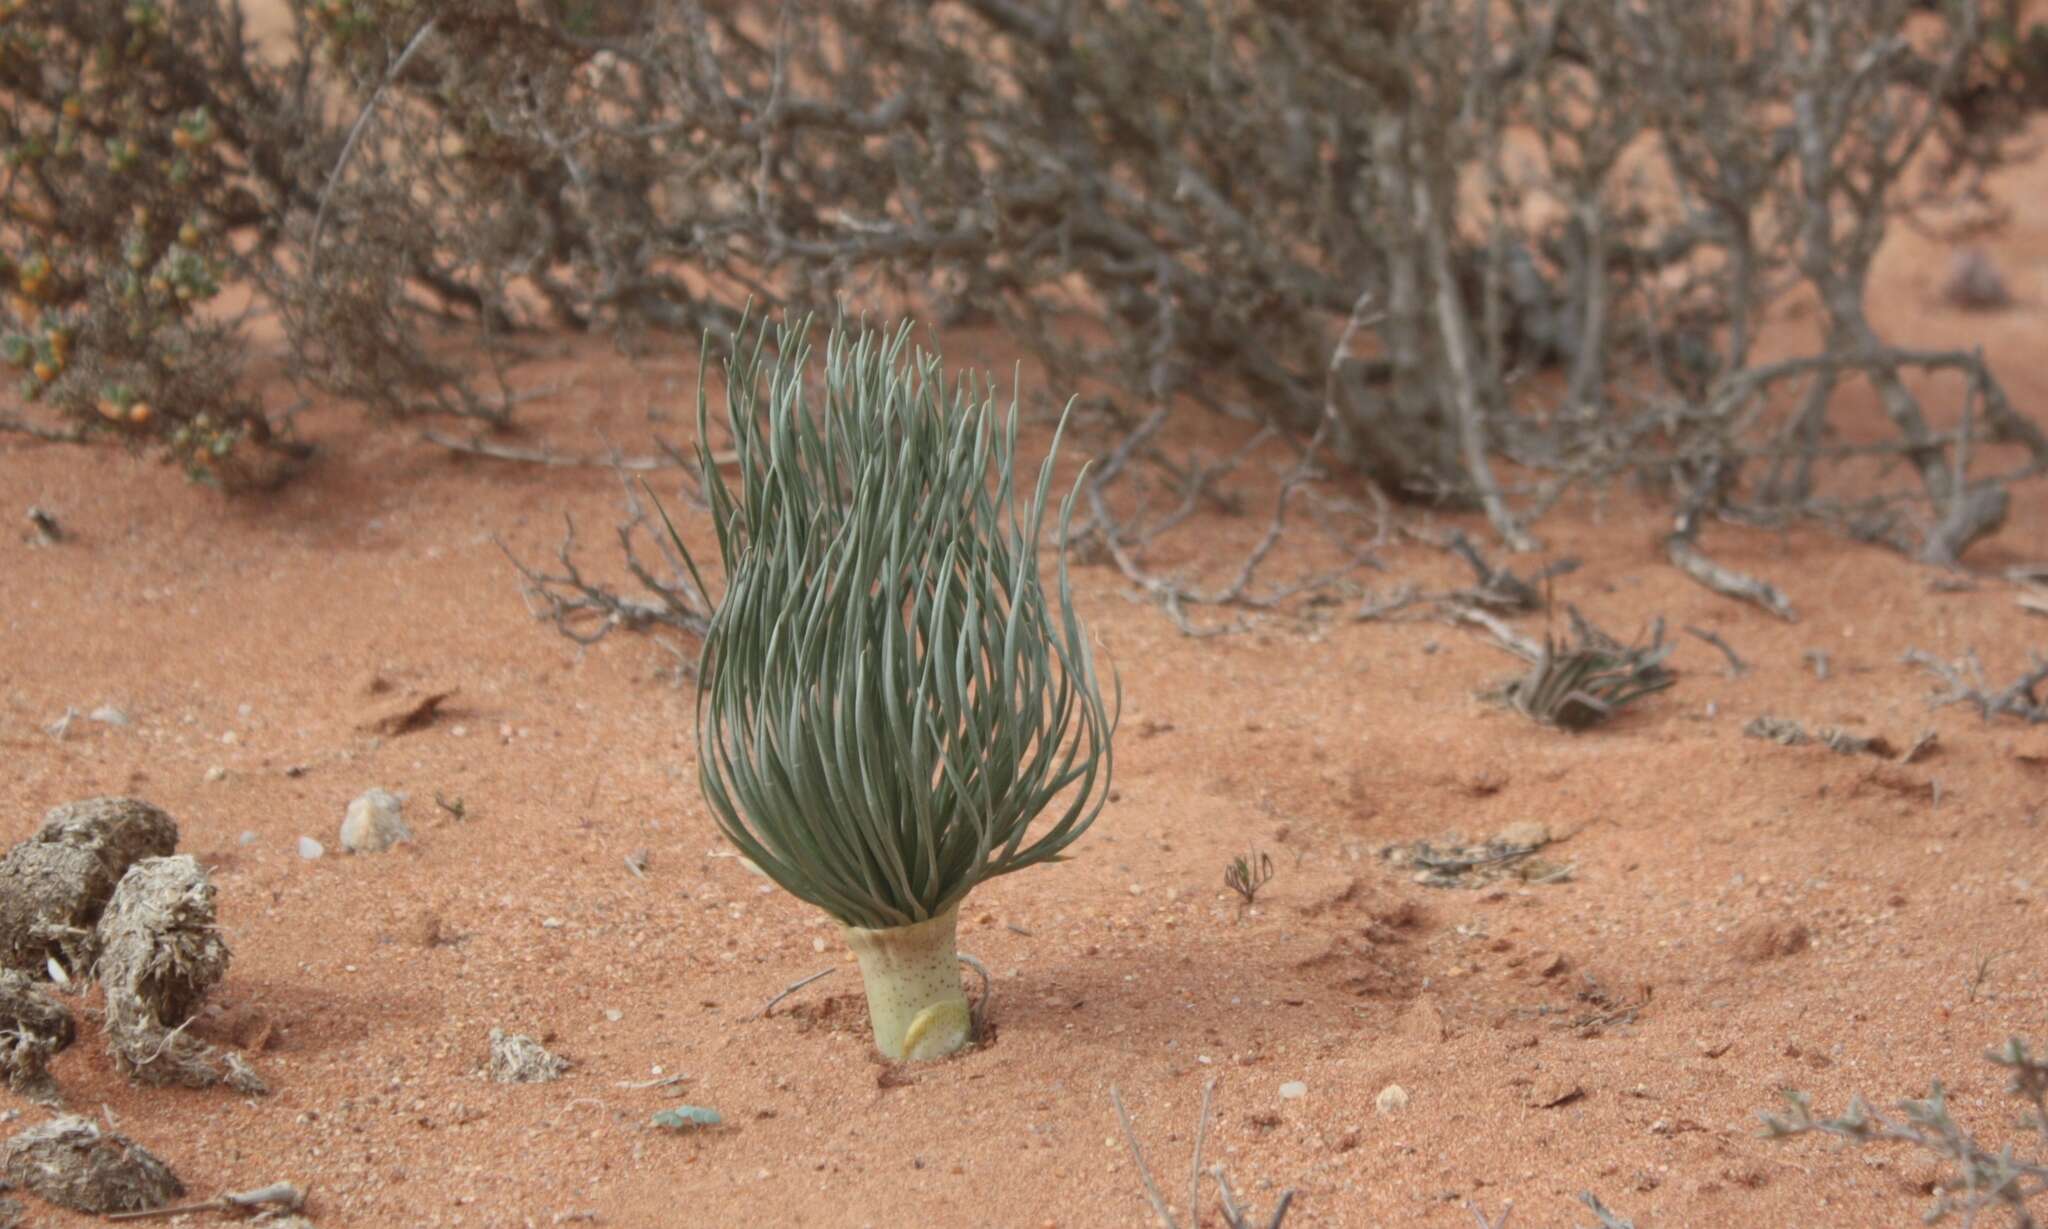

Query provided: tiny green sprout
[1223,849,1274,905]
[666,312,1116,1061]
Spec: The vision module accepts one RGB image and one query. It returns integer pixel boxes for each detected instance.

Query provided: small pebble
[1375,1084,1410,1115]
[221,730,239,746]
[298,836,325,860]
[1278,1081,1307,1100]
[88,704,130,726]
[604,1009,622,1022]
[239,831,257,846]
[203,765,226,783]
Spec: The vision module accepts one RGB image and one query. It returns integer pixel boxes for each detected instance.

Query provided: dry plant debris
[0,970,74,1104]
[1904,649,2048,723]
[1743,716,1938,762]
[95,856,265,1095]
[102,1179,305,1223]
[1382,825,1571,889]
[488,1029,569,1084]
[1762,1037,2047,1225]
[0,1115,183,1215]
[1110,1079,1294,1229]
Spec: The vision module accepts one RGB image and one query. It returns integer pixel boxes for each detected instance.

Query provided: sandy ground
[5,111,2048,1229]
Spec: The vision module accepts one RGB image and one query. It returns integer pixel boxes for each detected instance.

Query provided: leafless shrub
[10,0,2048,591]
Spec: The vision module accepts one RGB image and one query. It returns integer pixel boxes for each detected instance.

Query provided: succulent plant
[668,313,1116,1060]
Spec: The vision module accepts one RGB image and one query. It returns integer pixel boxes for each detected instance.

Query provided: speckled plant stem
[840,904,970,1061]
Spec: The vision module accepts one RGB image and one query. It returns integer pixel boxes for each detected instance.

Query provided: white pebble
[239,831,257,846]
[1375,1084,1410,1115]
[203,766,226,784]
[298,836,325,860]
[1279,1081,1307,1100]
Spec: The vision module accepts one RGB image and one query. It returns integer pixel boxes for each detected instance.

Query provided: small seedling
[1510,608,1676,730]
[1223,850,1274,905]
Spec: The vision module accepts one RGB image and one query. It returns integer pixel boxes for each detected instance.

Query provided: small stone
[296,837,324,861]
[1397,995,1448,1044]
[1525,1074,1584,1108]
[1375,1084,1409,1115]
[604,1009,622,1023]
[1278,1081,1307,1100]
[405,910,444,948]
[220,731,238,746]
[238,831,256,846]
[202,766,226,784]
[339,788,411,854]
[1731,919,1810,963]
[88,705,130,727]
[1941,247,2010,311]
[1496,821,1550,848]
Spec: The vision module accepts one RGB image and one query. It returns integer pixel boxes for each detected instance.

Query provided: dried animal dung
[488,1028,569,1083]
[0,797,180,981]
[96,856,265,1094]
[0,969,75,1103]
[33,797,179,882]
[0,842,114,979]
[1,1114,184,1214]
